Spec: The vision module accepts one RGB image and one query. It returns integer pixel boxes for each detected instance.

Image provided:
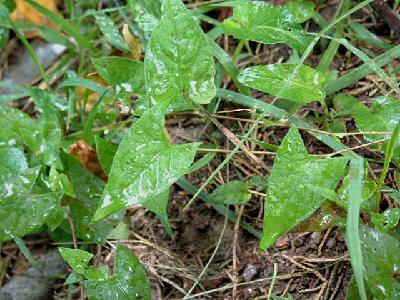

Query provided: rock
[242,264,257,282]
[311,232,322,245]
[292,236,304,247]
[0,250,67,300]
[326,238,337,249]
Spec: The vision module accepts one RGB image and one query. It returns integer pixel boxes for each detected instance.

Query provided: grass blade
[346,157,367,300]
[375,120,400,211]
[325,44,400,94]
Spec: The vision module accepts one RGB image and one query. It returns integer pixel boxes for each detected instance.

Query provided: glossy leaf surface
[92,57,145,95]
[93,105,200,222]
[94,12,129,52]
[128,0,161,39]
[59,247,93,274]
[359,225,400,299]
[238,64,326,104]
[260,128,348,250]
[221,1,312,52]
[84,245,151,300]
[144,0,215,110]
[352,96,400,159]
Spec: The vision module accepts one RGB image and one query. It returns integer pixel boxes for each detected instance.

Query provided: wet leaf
[284,0,315,23]
[94,12,129,52]
[221,1,312,52]
[58,247,93,274]
[359,225,400,299]
[0,147,28,179]
[260,127,348,250]
[128,0,161,39]
[92,56,145,95]
[49,164,75,197]
[371,208,400,232]
[0,2,9,48]
[144,0,216,111]
[238,64,326,104]
[209,180,251,205]
[0,165,64,242]
[66,157,112,243]
[94,136,118,175]
[351,96,400,159]
[93,105,200,224]
[83,245,151,300]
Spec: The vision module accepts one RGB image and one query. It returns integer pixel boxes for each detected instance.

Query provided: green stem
[232,39,245,62]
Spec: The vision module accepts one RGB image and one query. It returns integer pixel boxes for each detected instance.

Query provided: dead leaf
[11,0,59,38]
[70,140,108,182]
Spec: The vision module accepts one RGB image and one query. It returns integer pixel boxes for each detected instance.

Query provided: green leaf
[283,0,315,23]
[352,96,400,158]
[260,127,348,250]
[349,21,392,50]
[93,105,200,223]
[221,1,312,52]
[85,266,109,281]
[0,2,9,49]
[94,12,129,52]
[49,164,74,196]
[0,158,64,242]
[209,180,251,205]
[144,0,216,110]
[0,104,61,167]
[94,136,118,175]
[128,0,161,39]
[83,245,151,300]
[92,57,145,95]
[0,147,27,179]
[65,271,85,285]
[238,64,326,104]
[371,208,400,232]
[59,247,93,274]
[359,225,400,299]
[66,157,113,243]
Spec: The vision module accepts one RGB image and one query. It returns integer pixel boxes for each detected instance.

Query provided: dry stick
[200,106,270,171]
[371,0,400,38]
[232,205,244,299]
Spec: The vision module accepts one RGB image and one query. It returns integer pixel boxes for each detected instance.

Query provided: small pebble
[326,237,337,249]
[292,236,304,247]
[242,264,257,282]
[311,232,322,245]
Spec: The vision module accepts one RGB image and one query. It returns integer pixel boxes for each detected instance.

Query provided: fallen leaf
[11,0,59,38]
[70,140,108,182]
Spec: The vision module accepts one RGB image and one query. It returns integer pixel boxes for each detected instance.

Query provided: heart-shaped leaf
[144,0,216,111]
[260,127,348,250]
[93,105,200,225]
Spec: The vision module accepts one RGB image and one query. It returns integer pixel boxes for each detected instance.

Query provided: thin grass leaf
[83,91,108,145]
[14,236,36,265]
[325,44,400,94]
[346,157,367,300]
[375,120,400,211]
[349,20,393,50]
[57,78,111,96]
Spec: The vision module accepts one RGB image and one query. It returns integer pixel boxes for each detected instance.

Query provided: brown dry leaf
[122,24,142,61]
[70,140,108,182]
[11,0,59,38]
